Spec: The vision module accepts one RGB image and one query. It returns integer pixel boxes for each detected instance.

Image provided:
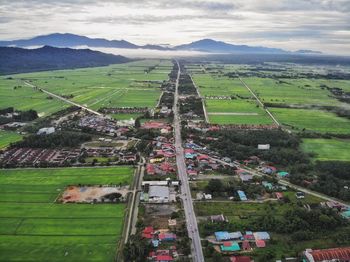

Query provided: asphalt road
[173,60,204,262]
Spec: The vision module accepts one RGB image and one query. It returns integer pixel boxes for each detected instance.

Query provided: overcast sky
[0,0,350,55]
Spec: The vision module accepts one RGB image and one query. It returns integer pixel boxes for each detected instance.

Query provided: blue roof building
[237,190,247,201]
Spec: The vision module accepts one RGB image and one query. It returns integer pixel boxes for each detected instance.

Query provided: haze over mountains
[0,46,129,75]
[0,33,321,54]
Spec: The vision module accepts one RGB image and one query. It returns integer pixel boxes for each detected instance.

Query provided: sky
[0,0,350,55]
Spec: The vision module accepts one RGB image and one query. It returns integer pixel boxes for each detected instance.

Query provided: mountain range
[0,33,321,54]
[0,45,129,75]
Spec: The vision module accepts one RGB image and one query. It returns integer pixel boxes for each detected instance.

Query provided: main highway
[173,60,204,262]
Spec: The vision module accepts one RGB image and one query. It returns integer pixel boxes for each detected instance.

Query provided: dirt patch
[58,185,130,203]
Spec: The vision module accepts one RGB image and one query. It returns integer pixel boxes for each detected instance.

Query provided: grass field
[0,130,23,149]
[302,138,350,161]
[270,108,350,134]
[0,166,134,262]
[205,99,273,125]
[241,77,347,107]
[0,59,171,117]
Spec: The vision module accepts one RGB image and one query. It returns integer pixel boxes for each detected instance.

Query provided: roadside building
[303,247,350,261]
[148,186,170,203]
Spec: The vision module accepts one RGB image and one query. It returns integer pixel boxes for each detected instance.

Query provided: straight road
[237,76,280,126]
[23,81,102,116]
[173,60,204,262]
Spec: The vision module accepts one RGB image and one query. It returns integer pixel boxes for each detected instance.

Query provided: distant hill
[295,49,323,54]
[174,38,290,54]
[0,46,130,75]
[0,33,169,50]
[0,33,321,54]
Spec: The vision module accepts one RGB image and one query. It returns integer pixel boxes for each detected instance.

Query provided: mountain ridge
[0,33,321,54]
[0,45,130,75]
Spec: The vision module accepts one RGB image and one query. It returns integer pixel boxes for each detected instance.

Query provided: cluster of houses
[141,121,173,134]
[0,148,81,167]
[78,115,133,136]
[184,142,223,177]
[213,231,271,253]
[143,227,178,261]
[99,107,149,114]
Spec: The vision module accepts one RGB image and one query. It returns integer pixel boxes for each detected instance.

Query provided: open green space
[0,166,134,262]
[270,108,350,134]
[0,130,23,149]
[206,99,273,125]
[302,138,350,161]
[1,59,171,118]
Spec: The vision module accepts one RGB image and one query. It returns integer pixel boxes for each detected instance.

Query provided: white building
[37,127,55,135]
[148,186,170,203]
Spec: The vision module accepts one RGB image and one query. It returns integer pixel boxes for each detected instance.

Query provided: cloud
[0,0,349,54]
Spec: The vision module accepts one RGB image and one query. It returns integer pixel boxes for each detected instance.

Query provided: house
[210,214,227,223]
[255,239,266,248]
[148,186,170,203]
[220,241,240,252]
[275,192,284,200]
[258,144,270,150]
[37,127,55,135]
[155,255,174,262]
[303,247,350,262]
[262,166,277,175]
[203,193,212,200]
[215,231,242,241]
[159,233,176,241]
[240,173,253,182]
[237,190,247,201]
[231,256,252,262]
[242,241,252,251]
[142,226,154,239]
[253,232,270,240]
[187,170,198,176]
[152,239,160,247]
[277,171,289,178]
[147,164,156,175]
[262,181,273,190]
[243,231,255,240]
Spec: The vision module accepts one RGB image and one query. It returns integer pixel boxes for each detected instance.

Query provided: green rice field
[0,130,23,149]
[270,108,350,134]
[0,59,171,117]
[302,138,350,161]
[0,166,134,262]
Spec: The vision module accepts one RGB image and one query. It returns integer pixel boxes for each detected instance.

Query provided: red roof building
[304,247,350,261]
[146,164,156,175]
[230,256,251,262]
[156,255,173,262]
[255,239,266,248]
[142,226,154,238]
[242,240,252,251]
